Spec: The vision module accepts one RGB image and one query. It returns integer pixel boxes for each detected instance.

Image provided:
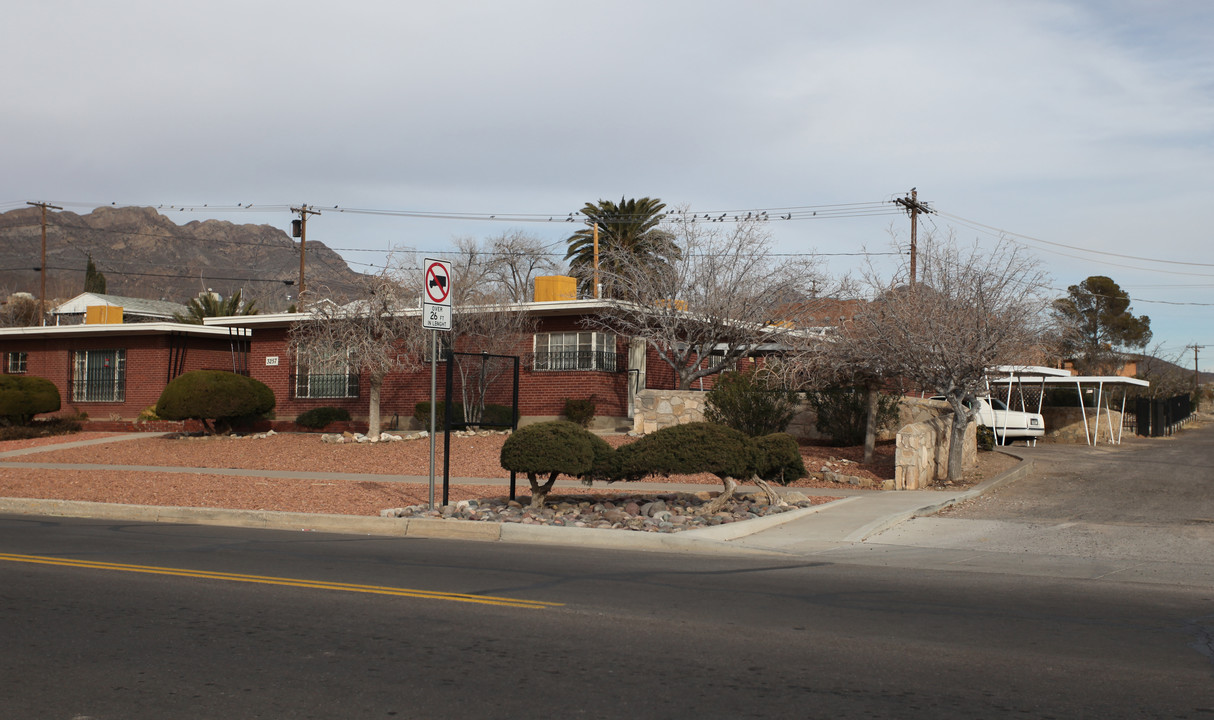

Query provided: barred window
[294,348,358,399]
[533,332,617,371]
[72,349,125,402]
[7,352,27,374]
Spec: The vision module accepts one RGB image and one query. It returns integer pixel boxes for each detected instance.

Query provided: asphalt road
[873,419,1214,566]
[1,515,1211,719]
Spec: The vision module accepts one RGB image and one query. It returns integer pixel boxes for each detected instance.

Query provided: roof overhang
[0,322,244,339]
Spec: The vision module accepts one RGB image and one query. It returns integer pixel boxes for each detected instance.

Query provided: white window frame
[295,347,358,399]
[533,331,617,371]
[7,352,27,374]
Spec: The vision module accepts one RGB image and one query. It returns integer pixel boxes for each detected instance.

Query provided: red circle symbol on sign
[425,262,450,303]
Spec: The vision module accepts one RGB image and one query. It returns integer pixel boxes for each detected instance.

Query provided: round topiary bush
[500,420,613,508]
[0,375,61,425]
[295,406,351,430]
[155,370,275,434]
[752,432,808,485]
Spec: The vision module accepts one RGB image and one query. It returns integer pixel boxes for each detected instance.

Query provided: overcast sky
[4,1,1213,368]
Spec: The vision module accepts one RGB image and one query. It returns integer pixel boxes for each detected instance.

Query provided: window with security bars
[72,349,125,402]
[7,352,27,374]
[293,348,359,399]
[532,332,617,371]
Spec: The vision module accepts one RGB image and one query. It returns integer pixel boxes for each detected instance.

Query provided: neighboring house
[0,321,248,418]
[2,284,811,430]
[51,293,189,325]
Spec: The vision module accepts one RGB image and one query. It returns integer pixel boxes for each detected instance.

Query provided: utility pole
[290,205,320,302]
[26,201,62,326]
[1187,344,1205,396]
[894,188,932,287]
[592,222,600,299]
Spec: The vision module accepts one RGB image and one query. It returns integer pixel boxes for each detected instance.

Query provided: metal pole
[428,329,437,510]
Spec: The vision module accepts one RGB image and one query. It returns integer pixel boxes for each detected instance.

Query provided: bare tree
[847,234,1049,481]
[1133,345,1192,399]
[485,230,562,303]
[582,213,830,390]
[391,242,537,425]
[0,292,43,327]
[288,271,427,438]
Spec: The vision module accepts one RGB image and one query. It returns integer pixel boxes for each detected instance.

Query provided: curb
[0,494,856,557]
[852,450,1034,541]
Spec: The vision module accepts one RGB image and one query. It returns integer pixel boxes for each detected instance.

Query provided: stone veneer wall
[632,390,709,434]
[1041,406,1125,444]
[894,413,977,489]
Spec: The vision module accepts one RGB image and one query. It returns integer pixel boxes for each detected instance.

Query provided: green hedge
[752,433,808,485]
[0,375,61,425]
[156,370,275,433]
[295,406,351,430]
[612,422,758,482]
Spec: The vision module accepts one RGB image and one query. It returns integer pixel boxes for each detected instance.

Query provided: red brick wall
[1,333,236,420]
[249,315,638,424]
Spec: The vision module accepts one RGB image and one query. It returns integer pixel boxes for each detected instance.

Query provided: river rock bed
[380,490,832,532]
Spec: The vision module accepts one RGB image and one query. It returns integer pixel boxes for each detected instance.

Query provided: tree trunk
[700,476,738,515]
[946,397,969,482]
[527,472,558,509]
[753,477,784,507]
[863,383,879,464]
[368,374,382,439]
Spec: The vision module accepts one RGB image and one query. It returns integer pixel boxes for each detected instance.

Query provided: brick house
[0,300,663,430]
[1,293,805,431]
[0,321,249,422]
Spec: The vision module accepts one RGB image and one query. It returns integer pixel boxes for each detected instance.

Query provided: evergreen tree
[83,255,106,294]
[1052,276,1151,374]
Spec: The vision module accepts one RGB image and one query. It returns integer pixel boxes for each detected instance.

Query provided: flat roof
[0,322,244,339]
[988,374,1149,388]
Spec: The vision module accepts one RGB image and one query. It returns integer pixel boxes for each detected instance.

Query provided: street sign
[423,302,452,331]
[423,258,452,307]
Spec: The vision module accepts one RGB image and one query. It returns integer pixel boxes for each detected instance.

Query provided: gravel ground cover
[0,431,1011,519]
[2,432,896,485]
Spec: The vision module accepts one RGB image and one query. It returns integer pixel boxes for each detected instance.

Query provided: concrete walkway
[0,433,1032,557]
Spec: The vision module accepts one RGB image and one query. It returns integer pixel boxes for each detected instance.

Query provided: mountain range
[0,206,366,310]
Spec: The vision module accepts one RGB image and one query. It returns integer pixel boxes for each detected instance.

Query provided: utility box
[534,275,577,302]
[85,305,123,324]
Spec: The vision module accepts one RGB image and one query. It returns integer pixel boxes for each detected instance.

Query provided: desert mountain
[0,206,366,310]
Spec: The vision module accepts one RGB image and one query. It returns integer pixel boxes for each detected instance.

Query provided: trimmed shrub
[752,433,808,485]
[155,370,275,434]
[500,420,612,507]
[478,403,515,428]
[976,425,996,451]
[612,422,757,482]
[562,397,597,428]
[806,386,901,446]
[295,406,351,430]
[704,369,799,437]
[0,375,61,426]
[413,401,465,429]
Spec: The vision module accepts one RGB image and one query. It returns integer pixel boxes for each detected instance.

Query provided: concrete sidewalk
[0,433,1031,557]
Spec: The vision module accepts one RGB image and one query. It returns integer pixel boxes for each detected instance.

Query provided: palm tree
[564,197,680,298]
[174,289,258,324]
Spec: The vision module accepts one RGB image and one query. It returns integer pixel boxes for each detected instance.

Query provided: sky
[4,0,1213,369]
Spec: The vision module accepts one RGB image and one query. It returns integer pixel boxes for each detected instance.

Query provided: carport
[986,366,1149,446]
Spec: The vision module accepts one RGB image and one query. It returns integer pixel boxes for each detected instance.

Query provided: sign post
[423,258,453,509]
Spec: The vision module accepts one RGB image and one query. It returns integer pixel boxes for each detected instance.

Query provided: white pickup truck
[931,395,1045,442]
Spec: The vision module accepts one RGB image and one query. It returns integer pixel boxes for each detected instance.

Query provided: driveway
[870,417,1214,565]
